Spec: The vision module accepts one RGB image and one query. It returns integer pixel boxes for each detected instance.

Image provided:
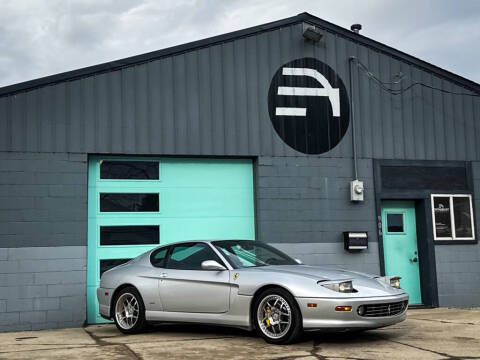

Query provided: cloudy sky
[0,0,479,88]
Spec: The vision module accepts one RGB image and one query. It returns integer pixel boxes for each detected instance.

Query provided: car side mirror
[295,258,303,264]
[201,260,227,271]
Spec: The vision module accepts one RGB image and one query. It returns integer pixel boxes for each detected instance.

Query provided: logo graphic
[233,273,239,280]
[435,203,449,212]
[268,58,350,154]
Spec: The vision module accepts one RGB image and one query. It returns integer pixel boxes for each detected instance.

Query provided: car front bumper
[296,293,409,330]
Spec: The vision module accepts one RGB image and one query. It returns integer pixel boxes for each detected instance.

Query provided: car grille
[358,300,408,317]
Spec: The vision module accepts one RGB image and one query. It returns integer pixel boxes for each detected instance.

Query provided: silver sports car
[97,240,408,344]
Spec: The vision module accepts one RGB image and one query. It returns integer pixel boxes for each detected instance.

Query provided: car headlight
[376,276,402,289]
[390,276,401,289]
[321,280,356,293]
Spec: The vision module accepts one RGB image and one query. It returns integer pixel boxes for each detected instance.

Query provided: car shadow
[148,322,256,338]
[300,329,401,344]
[146,323,404,344]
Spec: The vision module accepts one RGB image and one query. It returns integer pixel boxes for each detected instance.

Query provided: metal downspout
[349,56,359,180]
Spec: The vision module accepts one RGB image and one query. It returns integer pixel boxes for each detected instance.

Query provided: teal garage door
[87,157,255,323]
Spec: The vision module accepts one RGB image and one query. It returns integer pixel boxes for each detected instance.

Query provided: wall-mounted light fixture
[302,23,323,42]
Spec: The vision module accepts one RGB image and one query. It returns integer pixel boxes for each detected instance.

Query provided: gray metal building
[1,13,479,331]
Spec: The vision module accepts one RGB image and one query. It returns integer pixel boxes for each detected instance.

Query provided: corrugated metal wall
[0,22,479,160]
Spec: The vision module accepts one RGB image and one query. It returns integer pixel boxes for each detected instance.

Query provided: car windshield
[212,240,298,269]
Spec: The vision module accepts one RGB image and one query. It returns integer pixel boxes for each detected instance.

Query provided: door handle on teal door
[410,257,418,263]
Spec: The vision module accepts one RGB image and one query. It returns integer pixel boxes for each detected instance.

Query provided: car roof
[149,239,253,250]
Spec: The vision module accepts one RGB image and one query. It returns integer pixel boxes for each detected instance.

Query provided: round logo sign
[268,58,350,155]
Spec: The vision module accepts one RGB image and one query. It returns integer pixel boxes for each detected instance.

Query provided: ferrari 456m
[98,240,408,344]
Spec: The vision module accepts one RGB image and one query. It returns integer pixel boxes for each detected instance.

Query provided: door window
[150,247,169,268]
[166,243,224,270]
[386,213,404,233]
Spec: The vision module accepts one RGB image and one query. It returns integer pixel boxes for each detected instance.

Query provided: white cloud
[0,0,478,87]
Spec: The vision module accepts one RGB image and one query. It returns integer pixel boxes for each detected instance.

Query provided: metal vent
[358,301,408,317]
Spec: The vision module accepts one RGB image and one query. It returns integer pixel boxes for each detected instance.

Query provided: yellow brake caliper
[265,307,271,326]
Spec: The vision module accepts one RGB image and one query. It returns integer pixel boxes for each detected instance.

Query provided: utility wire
[350,57,480,98]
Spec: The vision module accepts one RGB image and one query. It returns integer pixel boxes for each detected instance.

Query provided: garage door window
[100,226,160,246]
[100,193,159,212]
[431,194,475,240]
[99,258,131,278]
[100,160,159,180]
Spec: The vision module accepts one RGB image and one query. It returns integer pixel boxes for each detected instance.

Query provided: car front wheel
[113,286,146,334]
[254,288,302,344]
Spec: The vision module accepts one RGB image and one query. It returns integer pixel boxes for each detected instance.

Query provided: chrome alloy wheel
[257,294,292,339]
[115,293,139,330]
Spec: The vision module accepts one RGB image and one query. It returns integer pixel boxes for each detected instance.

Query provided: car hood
[244,265,405,297]
[253,265,376,281]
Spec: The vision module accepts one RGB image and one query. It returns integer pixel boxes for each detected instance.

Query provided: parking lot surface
[0,308,479,360]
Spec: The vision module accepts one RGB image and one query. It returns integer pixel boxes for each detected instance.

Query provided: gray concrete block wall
[257,156,377,245]
[0,151,88,248]
[435,245,480,306]
[0,246,86,332]
[434,160,480,307]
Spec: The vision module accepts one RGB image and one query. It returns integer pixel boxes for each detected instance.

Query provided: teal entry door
[381,201,422,305]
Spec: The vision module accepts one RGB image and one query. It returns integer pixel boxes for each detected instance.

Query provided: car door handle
[410,257,418,263]
[160,272,168,278]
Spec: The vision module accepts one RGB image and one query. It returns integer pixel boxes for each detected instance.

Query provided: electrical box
[350,179,364,201]
[344,231,368,251]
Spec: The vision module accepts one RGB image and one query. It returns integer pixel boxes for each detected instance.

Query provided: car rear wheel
[113,287,146,334]
[254,288,302,344]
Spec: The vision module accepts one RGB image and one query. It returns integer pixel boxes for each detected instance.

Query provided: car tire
[113,286,147,334]
[253,287,302,344]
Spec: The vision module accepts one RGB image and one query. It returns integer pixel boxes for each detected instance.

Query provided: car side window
[150,247,169,268]
[166,243,224,270]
